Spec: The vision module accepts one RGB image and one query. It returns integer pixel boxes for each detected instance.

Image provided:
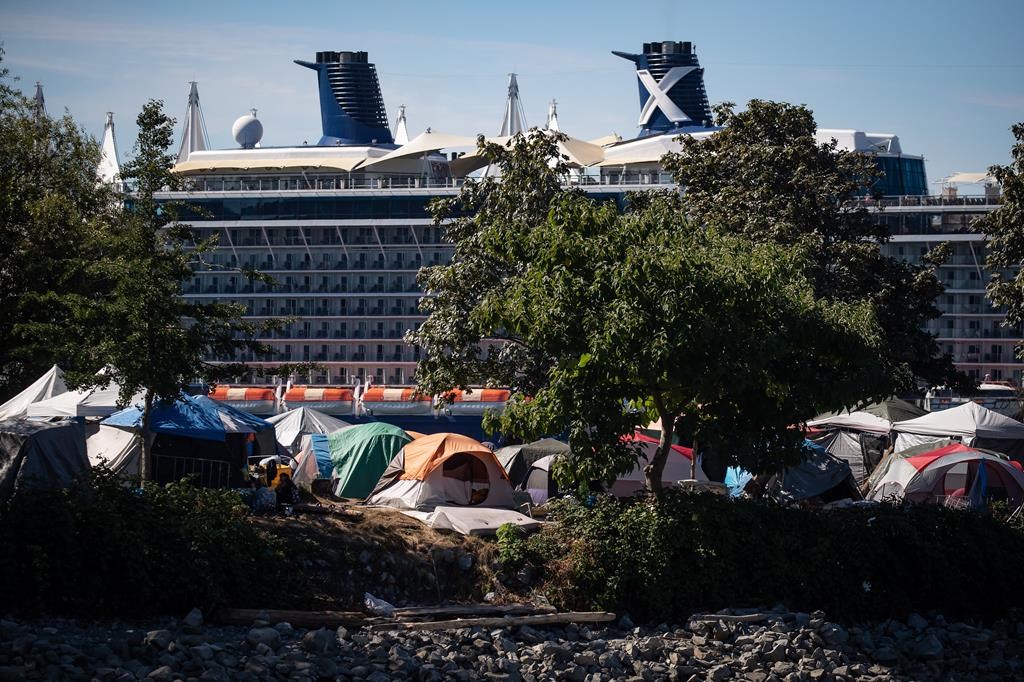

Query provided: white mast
[545,99,560,132]
[97,112,121,184]
[393,104,409,145]
[176,81,209,164]
[498,73,526,136]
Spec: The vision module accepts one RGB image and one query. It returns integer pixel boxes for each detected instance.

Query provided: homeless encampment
[102,395,276,487]
[725,439,861,504]
[495,438,570,488]
[892,401,1024,460]
[866,441,1024,507]
[0,365,67,421]
[27,379,144,419]
[0,419,89,504]
[266,407,352,452]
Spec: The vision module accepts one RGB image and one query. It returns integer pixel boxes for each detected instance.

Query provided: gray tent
[495,438,570,487]
[0,419,89,505]
[767,440,861,503]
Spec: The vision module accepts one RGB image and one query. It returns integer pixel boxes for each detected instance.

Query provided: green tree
[662,100,967,392]
[412,131,890,496]
[0,51,115,400]
[980,122,1024,344]
[37,100,277,483]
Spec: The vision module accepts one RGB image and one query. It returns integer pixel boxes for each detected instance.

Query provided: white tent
[0,365,67,420]
[360,129,477,169]
[893,401,1024,459]
[86,424,140,477]
[27,381,143,419]
[806,411,893,435]
[265,407,352,451]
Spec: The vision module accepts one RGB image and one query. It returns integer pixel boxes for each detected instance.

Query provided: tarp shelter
[806,411,893,483]
[495,438,569,488]
[767,440,861,503]
[892,401,1024,459]
[266,407,352,452]
[292,434,332,489]
[0,365,67,420]
[0,419,88,505]
[366,432,513,510]
[866,442,1024,507]
[86,424,140,477]
[27,379,143,419]
[103,395,276,487]
[814,398,925,424]
[328,422,413,499]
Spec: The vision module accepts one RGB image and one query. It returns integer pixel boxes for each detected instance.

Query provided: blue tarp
[309,434,334,478]
[102,395,272,442]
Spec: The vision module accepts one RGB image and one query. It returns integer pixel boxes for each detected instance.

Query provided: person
[253,479,277,514]
[275,472,299,510]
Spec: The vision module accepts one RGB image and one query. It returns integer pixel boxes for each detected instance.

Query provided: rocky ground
[1,606,1022,682]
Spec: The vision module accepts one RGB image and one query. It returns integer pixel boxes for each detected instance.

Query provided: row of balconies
[186,281,423,295]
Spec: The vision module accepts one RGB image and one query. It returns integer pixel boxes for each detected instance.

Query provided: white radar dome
[232,109,263,149]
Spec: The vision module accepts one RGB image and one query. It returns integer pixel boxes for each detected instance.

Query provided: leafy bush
[526,492,1024,622]
[496,522,528,570]
[0,468,307,618]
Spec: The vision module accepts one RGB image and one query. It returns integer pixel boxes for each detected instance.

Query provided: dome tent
[806,411,893,484]
[366,432,513,510]
[867,442,1024,507]
[0,365,67,420]
[495,438,569,487]
[326,422,412,499]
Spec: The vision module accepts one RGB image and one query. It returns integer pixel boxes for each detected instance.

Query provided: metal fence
[153,454,232,488]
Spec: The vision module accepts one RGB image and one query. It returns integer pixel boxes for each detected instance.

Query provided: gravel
[0,605,1022,681]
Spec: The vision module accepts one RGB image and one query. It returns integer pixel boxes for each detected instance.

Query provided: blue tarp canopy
[309,434,334,478]
[103,395,272,443]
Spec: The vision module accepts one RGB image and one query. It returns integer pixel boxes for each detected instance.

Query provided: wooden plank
[394,604,557,621]
[689,613,770,624]
[368,611,616,632]
[216,608,369,628]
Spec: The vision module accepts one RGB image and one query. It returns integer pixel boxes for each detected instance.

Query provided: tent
[327,422,413,499]
[266,407,352,452]
[103,395,276,487]
[866,442,1024,506]
[806,411,893,483]
[495,438,569,488]
[892,401,1024,459]
[0,365,67,420]
[766,440,861,503]
[366,432,514,510]
[518,432,709,504]
[292,434,331,490]
[27,379,143,418]
[814,398,926,424]
[0,419,89,504]
[86,424,140,477]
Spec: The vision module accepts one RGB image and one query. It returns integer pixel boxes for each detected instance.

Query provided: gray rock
[575,651,598,667]
[818,624,848,646]
[245,627,281,650]
[300,628,336,655]
[146,665,175,681]
[709,664,733,681]
[873,646,898,663]
[183,608,204,631]
[912,634,944,660]
[145,630,174,650]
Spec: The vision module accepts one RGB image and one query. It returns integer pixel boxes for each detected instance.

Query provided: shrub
[0,468,307,618]
[526,492,1024,622]
[496,522,528,570]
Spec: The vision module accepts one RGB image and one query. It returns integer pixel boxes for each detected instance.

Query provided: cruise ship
[96,40,1007,423]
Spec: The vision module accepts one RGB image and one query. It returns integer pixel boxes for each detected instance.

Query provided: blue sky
[1,0,1022,187]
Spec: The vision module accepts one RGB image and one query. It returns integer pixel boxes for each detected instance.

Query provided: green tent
[329,422,413,499]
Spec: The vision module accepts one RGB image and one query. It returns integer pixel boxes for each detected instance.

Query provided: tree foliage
[0,51,115,401]
[412,131,890,493]
[663,100,966,392]
[981,122,1024,347]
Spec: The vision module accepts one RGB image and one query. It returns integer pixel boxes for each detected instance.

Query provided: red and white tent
[867,442,1024,506]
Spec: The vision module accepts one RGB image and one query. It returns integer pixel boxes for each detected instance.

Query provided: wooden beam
[394,604,557,621]
[215,608,369,628]
[368,611,616,632]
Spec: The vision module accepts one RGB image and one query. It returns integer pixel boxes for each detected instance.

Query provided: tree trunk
[691,437,699,481]
[644,401,676,501]
[140,390,154,486]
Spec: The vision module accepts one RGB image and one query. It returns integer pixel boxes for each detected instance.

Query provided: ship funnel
[612,40,712,137]
[295,50,393,146]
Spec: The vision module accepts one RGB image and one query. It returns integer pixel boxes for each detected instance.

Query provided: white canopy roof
[265,406,352,449]
[893,401,1024,440]
[174,155,367,174]
[28,381,143,418]
[361,129,477,168]
[0,365,67,420]
[449,130,606,177]
[943,172,997,185]
[806,411,893,435]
